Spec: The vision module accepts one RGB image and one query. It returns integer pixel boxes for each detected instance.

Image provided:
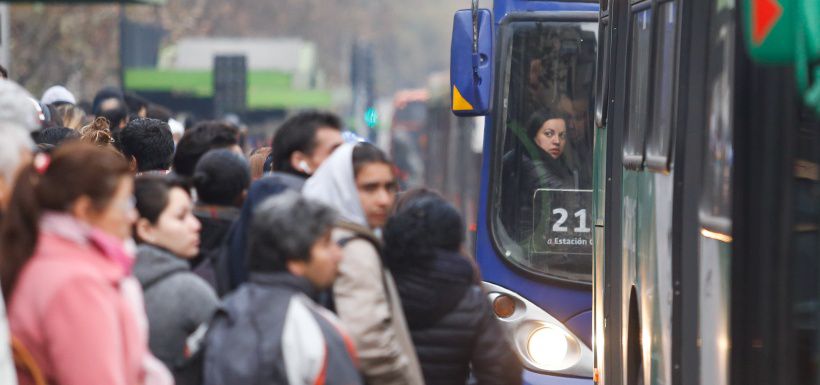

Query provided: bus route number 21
[532,189,593,255]
[551,208,591,233]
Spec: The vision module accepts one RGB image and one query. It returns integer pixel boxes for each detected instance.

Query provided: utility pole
[119,1,126,88]
[0,4,10,72]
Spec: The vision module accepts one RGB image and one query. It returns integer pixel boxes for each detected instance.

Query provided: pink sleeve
[44,278,130,385]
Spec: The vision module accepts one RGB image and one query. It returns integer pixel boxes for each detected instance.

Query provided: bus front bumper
[523,370,593,385]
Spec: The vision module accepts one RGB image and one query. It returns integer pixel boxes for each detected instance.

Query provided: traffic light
[364,107,378,128]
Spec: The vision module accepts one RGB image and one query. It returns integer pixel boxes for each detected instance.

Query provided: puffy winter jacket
[392,249,522,385]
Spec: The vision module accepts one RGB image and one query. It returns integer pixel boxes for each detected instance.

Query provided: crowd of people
[0,74,523,385]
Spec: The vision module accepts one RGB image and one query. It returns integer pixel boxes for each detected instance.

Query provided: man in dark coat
[204,192,363,385]
[221,110,344,292]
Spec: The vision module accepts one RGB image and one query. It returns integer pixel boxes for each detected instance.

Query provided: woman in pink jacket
[0,142,171,385]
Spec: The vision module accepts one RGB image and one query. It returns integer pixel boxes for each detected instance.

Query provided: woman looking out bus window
[501,108,578,242]
[527,109,577,189]
[1,142,171,385]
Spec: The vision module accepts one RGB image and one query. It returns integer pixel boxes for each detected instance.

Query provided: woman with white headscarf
[303,142,424,385]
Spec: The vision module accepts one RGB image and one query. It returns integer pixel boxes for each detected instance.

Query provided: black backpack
[169,307,225,385]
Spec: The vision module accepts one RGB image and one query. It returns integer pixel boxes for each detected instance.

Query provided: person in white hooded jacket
[303,142,425,385]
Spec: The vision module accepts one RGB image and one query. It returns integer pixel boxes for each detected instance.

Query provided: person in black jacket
[383,190,523,385]
[190,149,250,288]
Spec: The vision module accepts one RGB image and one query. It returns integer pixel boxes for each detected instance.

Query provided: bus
[592,1,819,385]
[390,89,430,189]
[449,1,600,383]
[388,81,484,253]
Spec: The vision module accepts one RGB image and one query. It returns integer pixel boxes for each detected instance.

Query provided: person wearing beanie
[41,85,77,106]
[383,190,523,385]
[190,149,250,287]
[0,79,39,134]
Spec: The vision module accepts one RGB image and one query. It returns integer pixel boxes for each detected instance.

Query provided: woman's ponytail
[1,142,130,298]
[0,162,43,298]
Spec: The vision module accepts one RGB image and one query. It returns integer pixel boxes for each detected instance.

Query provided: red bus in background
[389,89,429,189]
[388,84,483,251]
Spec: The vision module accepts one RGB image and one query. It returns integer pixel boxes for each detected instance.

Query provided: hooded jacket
[133,244,218,372]
[303,143,425,385]
[191,204,239,288]
[221,172,305,293]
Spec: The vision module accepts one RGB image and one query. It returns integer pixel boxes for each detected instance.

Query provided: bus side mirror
[451,6,493,116]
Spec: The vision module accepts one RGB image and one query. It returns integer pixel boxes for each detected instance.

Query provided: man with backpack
[204,193,363,385]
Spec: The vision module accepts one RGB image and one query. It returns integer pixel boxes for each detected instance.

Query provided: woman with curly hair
[79,117,116,148]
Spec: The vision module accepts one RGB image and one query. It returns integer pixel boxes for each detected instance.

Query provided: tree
[10,0,466,101]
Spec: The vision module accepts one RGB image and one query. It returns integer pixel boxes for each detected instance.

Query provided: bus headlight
[483,282,593,377]
[528,326,570,368]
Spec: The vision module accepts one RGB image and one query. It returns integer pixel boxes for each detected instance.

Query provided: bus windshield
[492,20,597,283]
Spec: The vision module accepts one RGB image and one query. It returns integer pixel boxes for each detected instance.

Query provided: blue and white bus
[449,1,599,384]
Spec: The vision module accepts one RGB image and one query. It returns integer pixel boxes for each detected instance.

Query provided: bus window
[624,8,652,166]
[494,19,597,283]
[595,17,611,129]
[791,123,819,385]
[646,1,678,171]
[699,5,735,234]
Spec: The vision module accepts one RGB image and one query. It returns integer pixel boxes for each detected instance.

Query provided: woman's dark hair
[134,175,190,225]
[146,103,172,122]
[123,91,148,115]
[0,143,130,297]
[44,104,62,129]
[173,120,240,177]
[352,142,392,177]
[383,193,464,269]
[526,107,569,142]
[193,149,251,206]
[392,187,443,214]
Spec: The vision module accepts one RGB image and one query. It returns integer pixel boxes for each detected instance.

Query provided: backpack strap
[334,224,395,309]
[12,336,48,385]
[334,221,381,248]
